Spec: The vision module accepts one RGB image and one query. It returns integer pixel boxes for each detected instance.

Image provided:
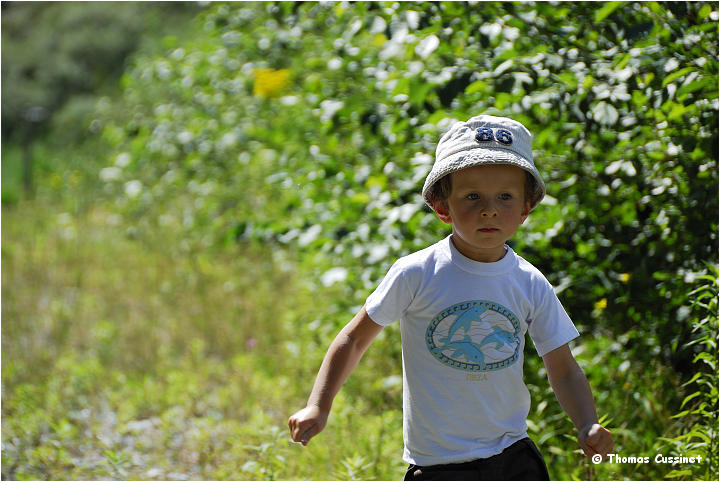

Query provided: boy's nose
[480,201,498,217]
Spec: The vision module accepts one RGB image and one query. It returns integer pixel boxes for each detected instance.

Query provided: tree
[1,1,197,197]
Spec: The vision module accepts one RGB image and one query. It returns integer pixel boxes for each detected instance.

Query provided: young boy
[288,115,613,480]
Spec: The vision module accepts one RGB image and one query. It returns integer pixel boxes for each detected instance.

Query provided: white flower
[124,180,143,198]
[217,131,239,150]
[370,16,387,34]
[327,57,342,70]
[415,35,439,59]
[319,100,344,123]
[115,152,131,167]
[100,167,122,182]
[480,23,502,40]
[320,267,348,287]
[298,225,322,246]
[591,101,619,125]
[664,58,680,72]
[177,131,193,144]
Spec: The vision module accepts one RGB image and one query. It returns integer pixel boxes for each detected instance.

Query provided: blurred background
[1,1,718,480]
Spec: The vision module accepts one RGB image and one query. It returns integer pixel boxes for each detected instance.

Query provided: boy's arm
[288,305,384,445]
[542,343,614,459]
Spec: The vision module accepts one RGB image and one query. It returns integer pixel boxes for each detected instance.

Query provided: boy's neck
[449,234,509,263]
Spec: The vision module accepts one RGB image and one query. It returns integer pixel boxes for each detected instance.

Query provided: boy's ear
[433,200,453,225]
[520,202,531,224]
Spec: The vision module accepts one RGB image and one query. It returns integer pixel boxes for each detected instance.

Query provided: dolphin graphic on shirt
[440,306,488,344]
[479,325,518,350]
[444,336,486,366]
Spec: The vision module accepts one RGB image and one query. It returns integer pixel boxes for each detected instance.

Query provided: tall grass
[1,199,405,480]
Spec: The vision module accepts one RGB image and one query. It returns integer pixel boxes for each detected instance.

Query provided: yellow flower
[619,273,631,283]
[594,298,608,311]
[252,68,290,98]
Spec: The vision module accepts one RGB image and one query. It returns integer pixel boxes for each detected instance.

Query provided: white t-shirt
[365,235,579,466]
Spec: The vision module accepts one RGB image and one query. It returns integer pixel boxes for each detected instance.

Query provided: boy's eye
[499,193,513,201]
[466,193,480,200]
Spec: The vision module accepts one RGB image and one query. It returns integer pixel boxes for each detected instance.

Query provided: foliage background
[2,1,718,480]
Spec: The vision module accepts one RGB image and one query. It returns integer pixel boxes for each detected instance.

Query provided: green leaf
[680,391,701,409]
[698,3,713,20]
[667,103,688,121]
[615,53,631,70]
[646,1,666,17]
[465,80,489,95]
[677,78,712,100]
[682,372,702,387]
[671,409,691,419]
[594,2,623,22]
[662,67,696,86]
[665,469,693,478]
[410,80,434,105]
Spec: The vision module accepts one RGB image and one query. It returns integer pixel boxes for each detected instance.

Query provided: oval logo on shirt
[425,300,521,372]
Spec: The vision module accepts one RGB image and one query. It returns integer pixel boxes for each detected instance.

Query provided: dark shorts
[403,437,550,481]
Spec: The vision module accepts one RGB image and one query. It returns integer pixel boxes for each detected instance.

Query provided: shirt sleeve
[365,258,415,326]
[527,283,579,357]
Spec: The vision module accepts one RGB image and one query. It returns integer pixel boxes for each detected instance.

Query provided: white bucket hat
[422,115,546,209]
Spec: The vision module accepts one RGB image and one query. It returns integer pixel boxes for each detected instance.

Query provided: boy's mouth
[478,228,500,233]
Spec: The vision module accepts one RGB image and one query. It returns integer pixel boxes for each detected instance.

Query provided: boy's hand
[288,405,328,446]
[578,423,613,460]
[288,307,382,447]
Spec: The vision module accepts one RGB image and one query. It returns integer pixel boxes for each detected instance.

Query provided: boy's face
[433,164,531,263]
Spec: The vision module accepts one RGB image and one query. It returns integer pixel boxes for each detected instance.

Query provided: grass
[1,198,405,480]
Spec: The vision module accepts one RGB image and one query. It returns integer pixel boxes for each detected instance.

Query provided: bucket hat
[422,115,545,209]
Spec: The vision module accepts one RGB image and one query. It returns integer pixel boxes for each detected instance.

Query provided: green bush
[92,2,718,478]
[99,0,717,341]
